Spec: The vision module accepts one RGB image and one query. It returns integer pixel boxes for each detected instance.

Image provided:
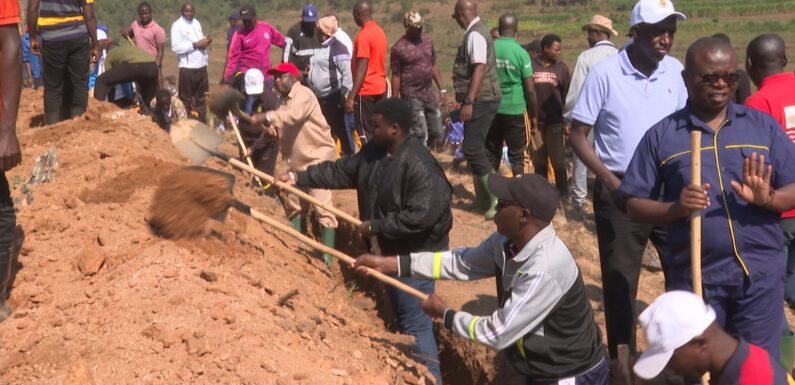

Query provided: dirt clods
[148,167,235,239]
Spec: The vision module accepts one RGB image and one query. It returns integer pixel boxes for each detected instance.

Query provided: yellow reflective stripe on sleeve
[468,316,480,341]
[788,373,795,385]
[515,338,527,359]
[38,15,85,27]
[725,144,769,151]
[659,146,715,167]
[712,121,750,276]
[432,252,442,280]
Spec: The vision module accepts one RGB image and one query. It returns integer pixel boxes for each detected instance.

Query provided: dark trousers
[593,181,666,358]
[670,277,783,361]
[94,62,158,110]
[486,113,529,176]
[239,138,279,178]
[319,91,355,156]
[41,38,90,124]
[0,173,16,299]
[387,277,442,384]
[353,93,386,144]
[178,67,208,123]
[782,218,795,307]
[529,358,609,385]
[462,100,501,176]
[533,122,568,195]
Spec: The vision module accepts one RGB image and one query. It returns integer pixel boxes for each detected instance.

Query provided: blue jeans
[387,277,442,384]
[405,96,443,146]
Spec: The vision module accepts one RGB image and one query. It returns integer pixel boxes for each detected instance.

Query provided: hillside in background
[87,0,795,81]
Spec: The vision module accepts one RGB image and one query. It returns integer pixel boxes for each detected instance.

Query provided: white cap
[244,69,264,95]
[630,0,686,28]
[634,291,716,379]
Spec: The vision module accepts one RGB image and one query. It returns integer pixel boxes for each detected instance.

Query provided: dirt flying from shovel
[149,168,234,239]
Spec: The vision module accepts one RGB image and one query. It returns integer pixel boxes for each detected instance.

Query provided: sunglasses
[698,72,740,87]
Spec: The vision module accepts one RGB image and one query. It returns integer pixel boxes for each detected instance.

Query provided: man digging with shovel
[247,62,339,265]
[276,97,452,384]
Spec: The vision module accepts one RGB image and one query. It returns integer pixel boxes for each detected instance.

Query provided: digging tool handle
[617,344,632,385]
[226,111,264,188]
[691,130,703,298]
[231,201,429,301]
[691,131,709,385]
[212,152,363,226]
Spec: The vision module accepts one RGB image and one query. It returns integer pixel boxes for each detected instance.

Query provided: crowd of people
[2,0,795,383]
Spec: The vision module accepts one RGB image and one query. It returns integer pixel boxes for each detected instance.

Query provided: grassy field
[130,0,795,83]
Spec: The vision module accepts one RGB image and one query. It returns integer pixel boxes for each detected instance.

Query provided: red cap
[267,63,300,78]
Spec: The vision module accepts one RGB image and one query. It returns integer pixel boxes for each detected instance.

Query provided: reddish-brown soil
[3,88,792,384]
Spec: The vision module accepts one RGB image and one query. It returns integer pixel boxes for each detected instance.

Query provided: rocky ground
[2,89,791,384]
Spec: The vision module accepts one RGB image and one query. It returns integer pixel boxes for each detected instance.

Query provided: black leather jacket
[297,137,452,255]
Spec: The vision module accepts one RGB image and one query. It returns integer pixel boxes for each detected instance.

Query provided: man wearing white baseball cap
[569,0,688,360]
[632,291,792,384]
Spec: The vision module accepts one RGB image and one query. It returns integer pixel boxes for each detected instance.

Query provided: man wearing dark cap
[278,97,452,384]
[225,11,241,51]
[284,3,322,75]
[355,173,608,384]
[223,4,286,83]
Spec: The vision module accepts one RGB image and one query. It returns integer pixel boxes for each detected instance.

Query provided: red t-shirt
[353,20,387,96]
[712,339,793,385]
[746,72,795,219]
[0,0,20,26]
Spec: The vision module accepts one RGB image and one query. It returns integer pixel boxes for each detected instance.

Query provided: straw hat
[581,15,619,37]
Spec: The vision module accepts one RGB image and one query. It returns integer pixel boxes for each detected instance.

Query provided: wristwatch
[462,97,474,105]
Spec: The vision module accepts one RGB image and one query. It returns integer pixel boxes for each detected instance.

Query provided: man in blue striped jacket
[27,0,98,124]
[355,174,608,384]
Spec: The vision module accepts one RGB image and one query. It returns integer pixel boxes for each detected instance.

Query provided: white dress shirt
[170,16,208,69]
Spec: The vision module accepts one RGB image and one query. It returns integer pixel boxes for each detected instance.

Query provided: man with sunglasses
[354,173,608,384]
[569,0,688,360]
[620,37,795,362]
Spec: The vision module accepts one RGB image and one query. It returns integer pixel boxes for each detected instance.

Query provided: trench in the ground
[330,220,498,384]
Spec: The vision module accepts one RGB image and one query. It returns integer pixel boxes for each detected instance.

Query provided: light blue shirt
[571,48,688,173]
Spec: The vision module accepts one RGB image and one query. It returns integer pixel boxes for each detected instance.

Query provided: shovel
[150,166,428,301]
[207,86,254,123]
[170,119,362,226]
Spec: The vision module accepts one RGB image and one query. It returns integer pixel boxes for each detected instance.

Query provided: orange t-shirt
[352,20,387,96]
[0,0,20,26]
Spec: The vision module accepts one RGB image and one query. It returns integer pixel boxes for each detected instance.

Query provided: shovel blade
[208,86,245,118]
[170,119,224,165]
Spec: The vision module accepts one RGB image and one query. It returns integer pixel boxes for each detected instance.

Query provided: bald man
[620,37,795,360]
[451,0,502,219]
[485,13,535,179]
[345,0,388,146]
[745,35,795,350]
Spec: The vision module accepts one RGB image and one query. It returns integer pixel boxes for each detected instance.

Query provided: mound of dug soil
[1,91,432,384]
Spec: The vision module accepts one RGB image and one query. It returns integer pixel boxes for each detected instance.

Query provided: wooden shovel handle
[224,156,363,226]
[226,111,264,188]
[690,130,703,298]
[233,201,428,301]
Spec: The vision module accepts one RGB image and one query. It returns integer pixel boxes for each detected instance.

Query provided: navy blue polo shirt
[621,103,795,286]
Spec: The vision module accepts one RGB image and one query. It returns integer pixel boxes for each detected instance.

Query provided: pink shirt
[224,21,286,81]
[130,20,165,58]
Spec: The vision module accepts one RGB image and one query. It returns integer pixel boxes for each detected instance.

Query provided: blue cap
[302,4,318,22]
[229,11,241,20]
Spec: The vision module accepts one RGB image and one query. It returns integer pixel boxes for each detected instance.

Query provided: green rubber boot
[479,174,498,220]
[780,333,795,373]
[472,175,488,210]
[290,215,307,233]
[321,227,336,268]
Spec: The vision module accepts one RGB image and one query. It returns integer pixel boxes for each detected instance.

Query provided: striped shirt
[37,0,93,43]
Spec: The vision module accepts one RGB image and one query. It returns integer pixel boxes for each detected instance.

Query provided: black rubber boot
[0,205,15,323]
